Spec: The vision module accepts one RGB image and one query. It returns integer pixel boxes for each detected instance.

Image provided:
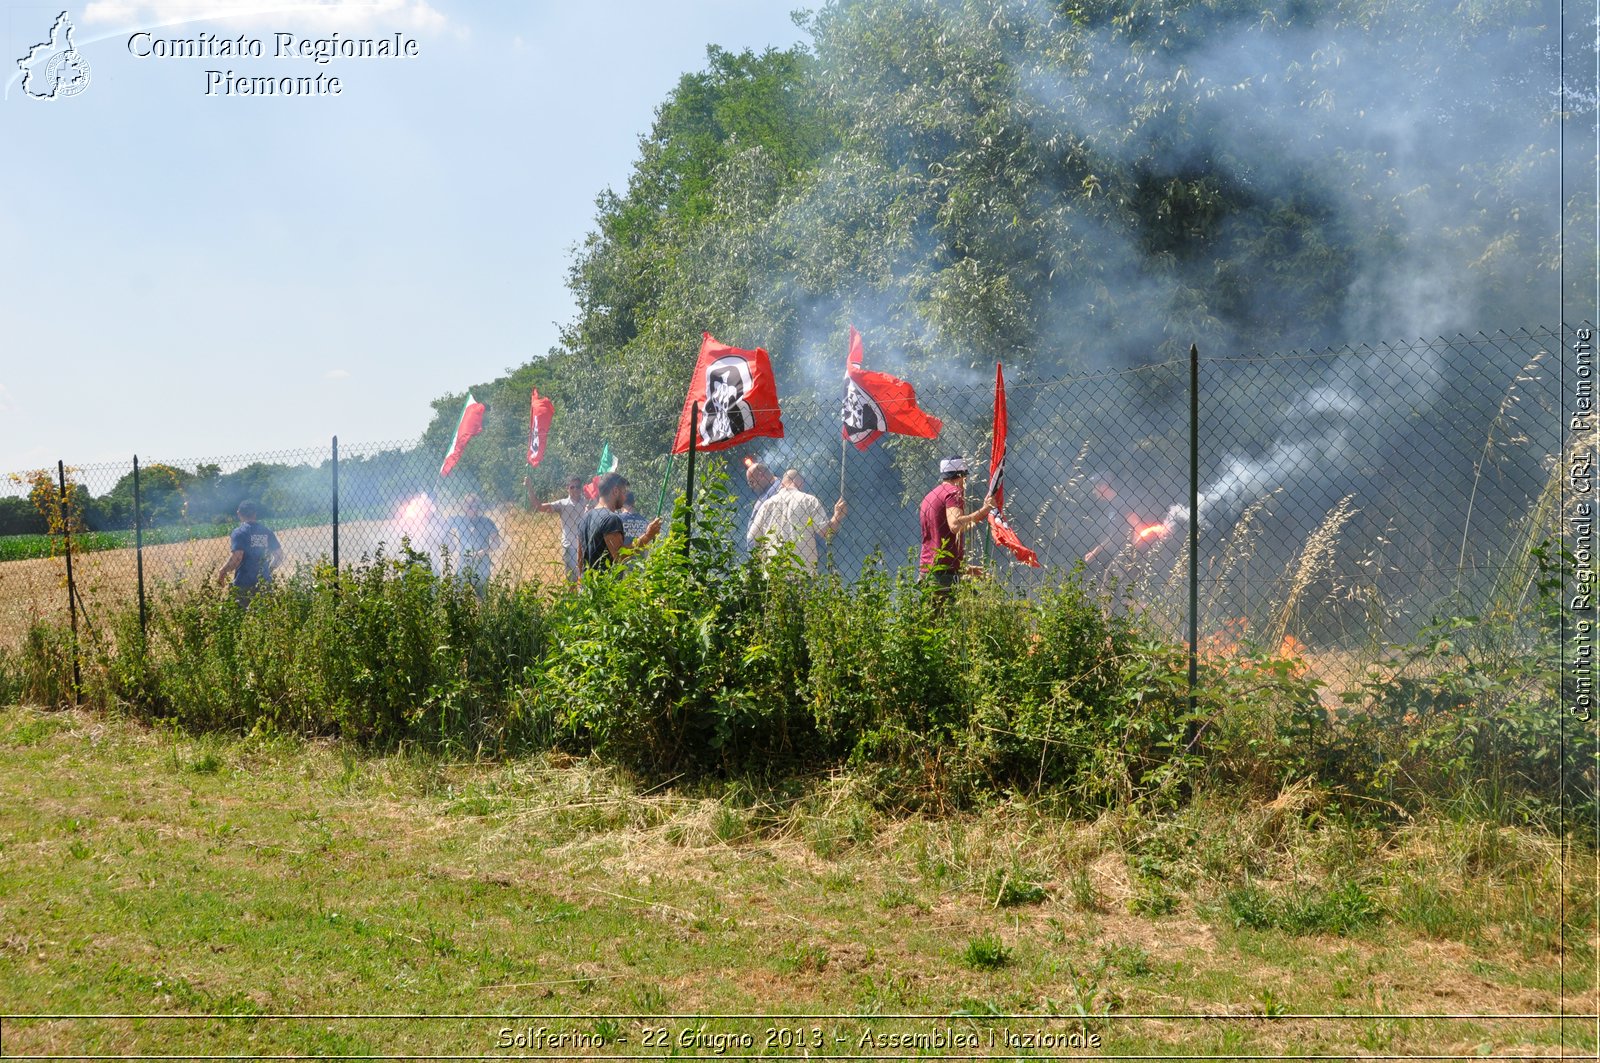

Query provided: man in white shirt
[747,469,847,571]
[527,475,588,583]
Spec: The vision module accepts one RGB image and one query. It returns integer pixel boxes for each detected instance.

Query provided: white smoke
[1166,336,1445,528]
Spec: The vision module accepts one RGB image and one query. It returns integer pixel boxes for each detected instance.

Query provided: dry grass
[1267,493,1358,649]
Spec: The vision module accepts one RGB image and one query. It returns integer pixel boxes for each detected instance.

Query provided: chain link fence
[0,325,1575,694]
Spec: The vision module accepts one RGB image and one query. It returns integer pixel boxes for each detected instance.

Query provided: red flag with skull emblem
[841,326,943,451]
[672,333,785,454]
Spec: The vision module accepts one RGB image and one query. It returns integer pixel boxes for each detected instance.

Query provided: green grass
[0,704,1593,1058]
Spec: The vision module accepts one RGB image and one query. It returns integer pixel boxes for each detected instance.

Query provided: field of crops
[0,505,566,648]
[0,515,350,563]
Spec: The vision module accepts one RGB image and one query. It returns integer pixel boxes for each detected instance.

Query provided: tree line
[420,0,1581,510]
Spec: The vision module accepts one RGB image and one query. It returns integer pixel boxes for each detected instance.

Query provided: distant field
[0,515,342,562]
[0,505,565,647]
[0,526,239,563]
[0,532,130,562]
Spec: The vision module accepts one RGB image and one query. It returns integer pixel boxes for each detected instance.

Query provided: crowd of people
[217,456,996,602]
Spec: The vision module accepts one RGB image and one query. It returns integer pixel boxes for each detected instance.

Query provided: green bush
[1223,878,1380,936]
[961,935,1010,970]
[13,623,77,708]
[80,551,550,753]
[8,478,1578,828]
[536,469,821,777]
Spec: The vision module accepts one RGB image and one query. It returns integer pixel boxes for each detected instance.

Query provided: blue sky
[0,0,809,474]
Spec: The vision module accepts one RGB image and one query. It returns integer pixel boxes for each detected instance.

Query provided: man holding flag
[918,457,995,596]
[527,474,588,584]
[747,469,846,572]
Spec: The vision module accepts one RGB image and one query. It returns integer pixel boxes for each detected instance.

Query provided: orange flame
[1199,617,1250,658]
[1277,634,1309,677]
[1196,621,1312,677]
[1133,522,1170,544]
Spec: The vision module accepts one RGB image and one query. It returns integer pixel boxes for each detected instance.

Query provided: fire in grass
[1197,617,1311,678]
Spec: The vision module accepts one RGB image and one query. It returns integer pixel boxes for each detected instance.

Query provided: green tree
[423,0,1573,509]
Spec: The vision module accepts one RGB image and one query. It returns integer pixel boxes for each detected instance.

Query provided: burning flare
[1133,521,1170,544]
[396,492,436,535]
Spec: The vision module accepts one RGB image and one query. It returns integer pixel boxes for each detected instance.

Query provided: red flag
[671,333,785,454]
[439,391,486,477]
[841,326,943,451]
[527,388,554,468]
[987,363,1041,567]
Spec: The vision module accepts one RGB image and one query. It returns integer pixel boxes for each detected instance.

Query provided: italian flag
[439,392,486,477]
[582,443,618,500]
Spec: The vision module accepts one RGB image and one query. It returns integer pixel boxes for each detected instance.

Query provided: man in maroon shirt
[918,457,995,594]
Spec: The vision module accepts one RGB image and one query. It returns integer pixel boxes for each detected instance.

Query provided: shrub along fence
[3,467,1591,827]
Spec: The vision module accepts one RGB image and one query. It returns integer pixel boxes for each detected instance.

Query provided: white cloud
[323,368,352,380]
[83,0,448,34]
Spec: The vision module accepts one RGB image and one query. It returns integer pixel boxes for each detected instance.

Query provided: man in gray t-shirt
[446,494,501,595]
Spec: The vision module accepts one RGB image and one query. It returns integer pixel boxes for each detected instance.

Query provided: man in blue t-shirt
[217,500,283,602]
[618,491,654,548]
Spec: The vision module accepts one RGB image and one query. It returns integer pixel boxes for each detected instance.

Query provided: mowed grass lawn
[0,704,1593,1059]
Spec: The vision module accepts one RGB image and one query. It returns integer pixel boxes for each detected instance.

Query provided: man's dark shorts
[922,567,959,595]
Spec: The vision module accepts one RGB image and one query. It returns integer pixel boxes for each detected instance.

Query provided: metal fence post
[1188,343,1200,721]
[58,460,81,705]
[685,401,698,550]
[331,435,340,572]
[132,455,146,646]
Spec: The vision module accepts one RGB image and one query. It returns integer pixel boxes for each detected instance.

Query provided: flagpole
[684,402,698,552]
[838,434,847,502]
[839,328,855,503]
[656,453,676,518]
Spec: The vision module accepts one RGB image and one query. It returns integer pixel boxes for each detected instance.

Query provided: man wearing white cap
[918,457,995,593]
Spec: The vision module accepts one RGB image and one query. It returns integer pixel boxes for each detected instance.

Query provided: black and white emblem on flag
[699,355,755,446]
[841,377,886,446]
